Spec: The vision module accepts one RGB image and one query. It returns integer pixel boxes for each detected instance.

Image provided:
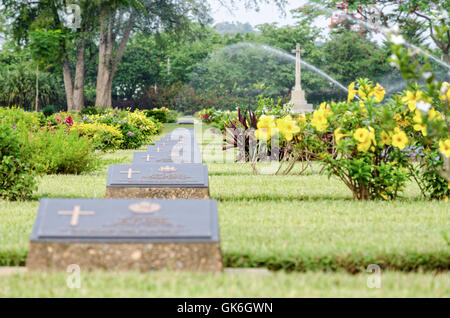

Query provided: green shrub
[30,128,98,174]
[80,106,99,116]
[414,148,450,200]
[0,123,37,200]
[42,105,56,117]
[126,109,159,139]
[167,110,179,123]
[0,107,40,133]
[72,122,123,151]
[118,123,144,149]
[146,109,167,123]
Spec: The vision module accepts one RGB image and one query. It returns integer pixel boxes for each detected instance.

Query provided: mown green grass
[0,123,449,293]
[0,161,448,271]
[1,271,448,297]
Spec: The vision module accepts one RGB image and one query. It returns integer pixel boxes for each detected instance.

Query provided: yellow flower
[357,138,371,152]
[276,116,300,141]
[255,127,278,141]
[372,83,385,102]
[257,115,276,129]
[296,114,307,123]
[413,109,422,124]
[310,109,328,132]
[353,128,370,143]
[402,90,423,112]
[380,130,391,146]
[357,83,371,100]
[334,127,347,145]
[439,139,450,157]
[391,129,408,150]
[428,107,442,121]
[319,102,332,116]
[413,124,427,136]
[347,82,357,103]
[255,115,277,141]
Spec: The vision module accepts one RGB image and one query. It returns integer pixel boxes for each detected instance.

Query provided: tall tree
[1,0,96,110]
[94,0,210,107]
[294,0,450,64]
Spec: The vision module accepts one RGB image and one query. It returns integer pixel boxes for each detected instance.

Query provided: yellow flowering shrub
[311,78,450,200]
[72,122,123,151]
[126,109,159,139]
[305,78,416,200]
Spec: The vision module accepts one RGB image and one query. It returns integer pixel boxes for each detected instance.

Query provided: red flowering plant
[65,115,74,127]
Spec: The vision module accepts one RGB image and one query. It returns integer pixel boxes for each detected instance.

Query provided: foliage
[223,106,258,162]
[116,122,142,149]
[126,109,160,137]
[80,106,99,116]
[78,108,162,150]
[249,78,447,200]
[0,107,40,133]
[72,122,123,151]
[146,109,168,123]
[388,33,450,192]
[322,30,393,85]
[0,123,36,200]
[29,128,97,174]
[42,105,56,117]
[255,96,291,117]
[295,0,450,64]
[0,64,65,110]
[197,107,236,131]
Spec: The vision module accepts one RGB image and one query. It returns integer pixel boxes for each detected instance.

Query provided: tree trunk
[443,52,450,66]
[95,4,113,107]
[73,38,86,111]
[95,7,135,107]
[62,59,74,111]
[35,64,39,112]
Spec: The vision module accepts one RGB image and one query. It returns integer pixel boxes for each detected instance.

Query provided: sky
[209,0,306,26]
[209,0,331,36]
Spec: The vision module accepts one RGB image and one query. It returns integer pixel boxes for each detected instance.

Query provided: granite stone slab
[27,198,222,271]
[133,152,201,165]
[106,164,208,188]
[178,119,195,125]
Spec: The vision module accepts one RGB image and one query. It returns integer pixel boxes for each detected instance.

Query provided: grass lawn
[0,123,448,297]
[1,271,448,297]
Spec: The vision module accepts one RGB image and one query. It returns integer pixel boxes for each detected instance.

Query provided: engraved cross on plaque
[58,205,95,227]
[120,168,141,179]
[292,43,305,90]
[141,154,151,162]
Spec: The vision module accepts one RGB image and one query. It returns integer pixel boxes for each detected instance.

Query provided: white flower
[388,25,400,34]
[440,82,449,95]
[389,54,398,67]
[390,34,405,45]
[416,101,431,113]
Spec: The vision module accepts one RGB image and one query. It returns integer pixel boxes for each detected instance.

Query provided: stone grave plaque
[178,119,194,125]
[27,198,222,272]
[106,164,209,198]
[146,143,202,164]
[134,149,201,164]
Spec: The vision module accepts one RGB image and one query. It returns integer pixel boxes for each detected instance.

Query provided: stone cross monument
[289,43,313,113]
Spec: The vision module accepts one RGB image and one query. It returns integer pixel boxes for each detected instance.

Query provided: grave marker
[27,198,222,272]
[106,164,209,198]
